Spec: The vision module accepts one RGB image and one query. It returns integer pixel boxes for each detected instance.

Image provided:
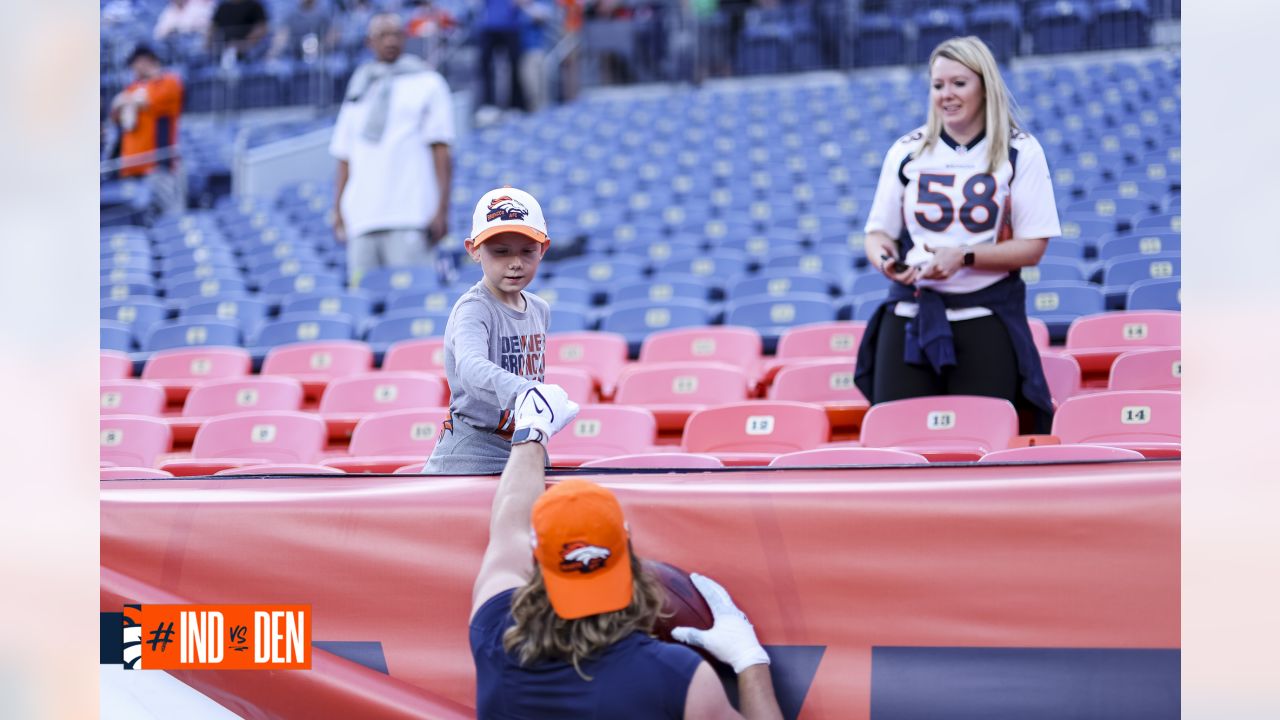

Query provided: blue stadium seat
[528,279,596,308]
[357,266,444,300]
[102,282,158,301]
[385,288,463,314]
[1024,282,1105,342]
[967,2,1022,63]
[144,317,242,353]
[281,291,376,325]
[599,299,715,357]
[162,267,245,293]
[259,272,345,297]
[250,313,357,351]
[101,320,135,352]
[853,14,906,67]
[657,252,750,284]
[1101,252,1180,308]
[1132,212,1180,234]
[610,277,713,305]
[1126,278,1181,311]
[181,296,270,337]
[724,294,835,353]
[728,274,833,303]
[364,309,452,352]
[914,7,966,64]
[165,276,250,302]
[1031,1,1092,55]
[1097,232,1181,262]
[550,257,647,292]
[548,304,594,333]
[847,271,892,297]
[1020,259,1086,286]
[101,298,169,346]
[1092,0,1151,50]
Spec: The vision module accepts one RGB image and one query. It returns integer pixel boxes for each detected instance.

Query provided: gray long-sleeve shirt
[443,282,549,433]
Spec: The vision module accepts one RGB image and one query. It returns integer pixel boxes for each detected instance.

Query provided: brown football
[644,560,714,644]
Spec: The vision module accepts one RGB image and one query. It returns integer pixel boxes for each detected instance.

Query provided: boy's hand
[512,384,579,445]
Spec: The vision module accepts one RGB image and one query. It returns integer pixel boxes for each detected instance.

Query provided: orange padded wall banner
[102,462,1179,719]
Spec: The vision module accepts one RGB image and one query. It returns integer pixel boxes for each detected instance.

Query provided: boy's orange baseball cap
[469,186,550,248]
[531,479,633,620]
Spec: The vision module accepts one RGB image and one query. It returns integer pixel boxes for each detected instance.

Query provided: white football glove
[513,383,580,442]
[670,573,771,673]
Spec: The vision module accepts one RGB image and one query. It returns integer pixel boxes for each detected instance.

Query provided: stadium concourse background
[101,0,1181,717]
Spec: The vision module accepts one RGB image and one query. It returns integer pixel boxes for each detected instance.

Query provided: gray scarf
[344,54,430,143]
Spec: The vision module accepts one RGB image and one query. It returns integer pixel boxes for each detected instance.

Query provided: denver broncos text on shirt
[499,334,546,379]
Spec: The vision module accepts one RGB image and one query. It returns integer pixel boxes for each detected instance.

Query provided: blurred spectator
[476,0,528,116]
[406,0,458,37]
[210,0,270,61]
[272,0,338,60]
[330,14,455,288]
[154,0,216,40]
[337,0,378,53]
[109,46,185,215]
[518,0,556,111]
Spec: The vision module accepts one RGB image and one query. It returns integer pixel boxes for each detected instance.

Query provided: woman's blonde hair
[916,36,1021,174]
[503,546,669,680]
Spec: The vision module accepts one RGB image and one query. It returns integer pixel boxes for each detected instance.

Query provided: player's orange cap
[531,479,633,620]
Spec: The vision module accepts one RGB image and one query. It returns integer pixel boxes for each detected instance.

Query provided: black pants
[873,310,1020,405]
[478,28,527,111]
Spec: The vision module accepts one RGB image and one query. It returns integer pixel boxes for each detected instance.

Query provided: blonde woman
[855,36,1060,432]
[470,384,783,719]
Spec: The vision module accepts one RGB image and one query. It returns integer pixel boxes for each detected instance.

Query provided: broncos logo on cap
[486,196,530,223]
[559,542,611,573]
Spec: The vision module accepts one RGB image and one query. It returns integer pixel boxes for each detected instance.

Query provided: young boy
[425,186,564,474]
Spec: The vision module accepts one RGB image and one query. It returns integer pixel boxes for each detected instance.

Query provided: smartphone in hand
[880,253,911,273]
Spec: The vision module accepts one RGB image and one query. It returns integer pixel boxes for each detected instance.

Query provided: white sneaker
[513,384,580,440]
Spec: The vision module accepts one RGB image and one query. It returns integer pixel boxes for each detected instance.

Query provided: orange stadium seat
[769,447,930,467]
[100,466,175,480]
[859,395,1019,461]
[979,444,1146,463]
[1108,348,1181,391]
[1051,390,1181,458]
[547,405,658,467]
[1064,310,1180,379]
[613,361,752,435]
[261,340,374,402]
[161,410,328,476]
[760,321,865,388]
[101,350,132,380]
[1040,352,1083,407]
[321,407,447,473]
[100,380,167,416]
[100,415,172,468]
[545,367,596,404]
[140,346,252,404]
[579,452,725,469]
[382,337,446,374]
[682,401,830,466]
[546,332,630,398]
[638,326,764,386]
[768,359,870,434]
[169,376,305,444]
[317,371,448,440]
[215,464,346,475]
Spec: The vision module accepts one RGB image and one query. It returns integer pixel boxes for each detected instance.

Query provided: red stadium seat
[141,346,252,404]
[394,463,425,474]
[769,447,930,467]
[613,361,752,434]
[101,350,132,380]
[979,444,1146,463]
[100,466,175,480]
[100,380,167,416]
[545,367,596,404]
[321,407,446,473]
[1051,390,1181,458]
[768,359,870,433]
[579,452,725,469]
[169,376,305,444]
[1040,352,1082,407]
[859,395,1019,461]
[546,332,629,398]
[547,405,658,467]
[761,321,865,387]
[682,401,830,466]
[215,464,346,475]
[261,340,374,402]
[100,415,172,468]
[1064,310,1180,378]
[161,411,328,476]
[639,326,764,386]
[318,371,448,439]
[1028,317,1051,350]
[382,337,446,374]
[1108,348,1181,391]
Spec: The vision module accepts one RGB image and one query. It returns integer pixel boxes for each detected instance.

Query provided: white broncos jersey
[865,126,1062,295]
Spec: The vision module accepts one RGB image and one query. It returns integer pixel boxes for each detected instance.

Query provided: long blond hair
[503,547,669,680]
[916,36,1021,174]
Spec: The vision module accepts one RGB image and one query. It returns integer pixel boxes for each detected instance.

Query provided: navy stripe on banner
[871,646,1180,720]
[101,612,124,664]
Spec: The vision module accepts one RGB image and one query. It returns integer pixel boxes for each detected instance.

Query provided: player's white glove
[670,573,771,673]
[512,383,579,445]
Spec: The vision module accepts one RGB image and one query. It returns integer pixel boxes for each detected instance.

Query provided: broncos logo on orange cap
[485,196,529,223]
[559,542,611,573]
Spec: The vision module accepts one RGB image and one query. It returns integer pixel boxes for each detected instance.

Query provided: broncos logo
[559,542,611,573]
[485,196,530,223]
